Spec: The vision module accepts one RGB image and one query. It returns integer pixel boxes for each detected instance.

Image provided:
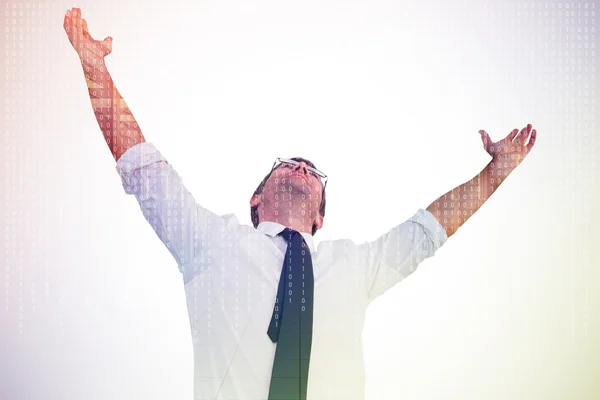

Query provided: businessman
[64,7,537,400]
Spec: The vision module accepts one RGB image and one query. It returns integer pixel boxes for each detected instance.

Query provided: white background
[1,0,598,399]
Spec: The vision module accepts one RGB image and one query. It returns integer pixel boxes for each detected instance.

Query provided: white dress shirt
[115,142,448,400]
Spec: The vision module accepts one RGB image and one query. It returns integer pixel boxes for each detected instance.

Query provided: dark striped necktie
[266,228,315,400]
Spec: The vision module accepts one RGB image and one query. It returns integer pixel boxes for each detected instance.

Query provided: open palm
[478,124,537,170]
[63,7,113,61]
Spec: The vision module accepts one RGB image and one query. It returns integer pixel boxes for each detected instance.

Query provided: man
[64,7,537,400]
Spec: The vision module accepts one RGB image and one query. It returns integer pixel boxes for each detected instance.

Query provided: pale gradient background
[1,0,598,399]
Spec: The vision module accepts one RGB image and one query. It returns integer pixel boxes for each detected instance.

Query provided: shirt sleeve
[357,208,448,303]
[115,142,239,280]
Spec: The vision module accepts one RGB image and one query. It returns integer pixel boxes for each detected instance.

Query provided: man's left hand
[478,123,537,177]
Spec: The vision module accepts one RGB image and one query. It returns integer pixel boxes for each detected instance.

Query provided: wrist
[487,158,513,189]
[81,58,111,84]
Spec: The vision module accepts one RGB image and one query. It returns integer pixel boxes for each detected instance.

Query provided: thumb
[101,36,113,53]
[478,130,492,152]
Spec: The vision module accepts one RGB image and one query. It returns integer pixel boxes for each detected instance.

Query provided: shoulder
[315,238,359,259]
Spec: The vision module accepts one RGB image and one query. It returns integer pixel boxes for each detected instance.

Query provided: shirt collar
[257,221,316,254]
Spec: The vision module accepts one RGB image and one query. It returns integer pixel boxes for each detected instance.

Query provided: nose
[293,162,310,175]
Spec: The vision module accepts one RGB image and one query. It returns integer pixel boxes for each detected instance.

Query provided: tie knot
[279,227,300,242]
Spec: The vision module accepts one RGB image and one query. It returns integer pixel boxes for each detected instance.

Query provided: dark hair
[250,157,327,236]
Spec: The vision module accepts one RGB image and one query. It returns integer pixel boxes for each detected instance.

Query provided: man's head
[250,157,327,236]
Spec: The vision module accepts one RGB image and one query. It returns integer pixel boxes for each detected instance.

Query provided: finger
[63,9,70,28]
[70,8,81,35]
[507,128,519,141]
[478,130,492,152]
[69,7,79,22]
[72,9,87,51]
[102,36,113,54]
[526,129,536,151]
[64,8,76,31]
[71,8,81,26]
[523,124,533,145]
[514,124,532,144]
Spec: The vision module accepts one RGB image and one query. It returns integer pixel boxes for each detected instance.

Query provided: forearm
[80,57,145,162]
[426,159,509,238]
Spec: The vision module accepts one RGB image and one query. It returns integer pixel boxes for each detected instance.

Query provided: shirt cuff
[115,142,168,177]
[409,208,448,250]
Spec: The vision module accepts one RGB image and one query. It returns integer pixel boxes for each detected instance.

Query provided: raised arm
[426,124,537,238]
[63,9,246,291]
[64,7,145,162]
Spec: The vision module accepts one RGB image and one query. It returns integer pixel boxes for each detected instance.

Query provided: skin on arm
[64,7,145,162]
[426,161,500,238]
[62,9,232,293]
[426,124,537,238]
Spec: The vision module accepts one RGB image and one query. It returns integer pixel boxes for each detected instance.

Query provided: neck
[259,213,313,235]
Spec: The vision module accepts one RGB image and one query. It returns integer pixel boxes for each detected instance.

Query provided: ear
[314,214,324,230]
[250,194,261,207]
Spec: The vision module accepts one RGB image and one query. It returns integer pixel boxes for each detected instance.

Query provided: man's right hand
[63,7,113,63]
[65,7,146,162]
